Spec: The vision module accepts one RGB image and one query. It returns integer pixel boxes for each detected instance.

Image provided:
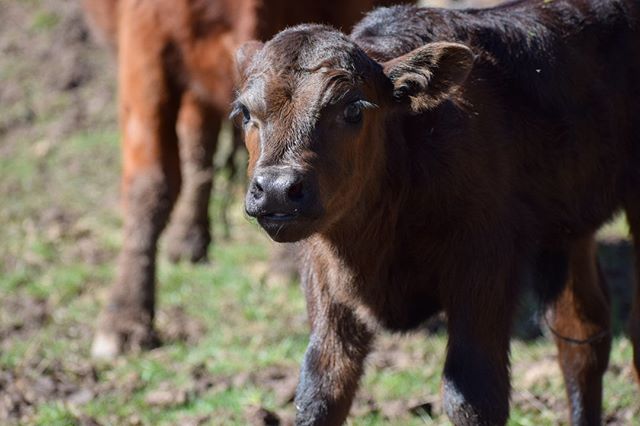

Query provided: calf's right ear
[236,40,264,81]
[382,42,474,113]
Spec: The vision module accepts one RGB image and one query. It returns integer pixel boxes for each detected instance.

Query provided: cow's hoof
[91,327,160,359]
[91,331,121,359]
[165,224,210,264]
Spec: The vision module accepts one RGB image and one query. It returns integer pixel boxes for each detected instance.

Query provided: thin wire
[541,309,610,345]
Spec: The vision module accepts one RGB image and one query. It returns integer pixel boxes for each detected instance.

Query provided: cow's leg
[548,235,611,425]
[626,199,640,383]
[442,258,516,425]
[295,281,373,426]
[92,9,181,358]
[219,125,243,240]
[166,91,220,263]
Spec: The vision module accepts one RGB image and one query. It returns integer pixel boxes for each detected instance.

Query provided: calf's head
[233,25,473,242]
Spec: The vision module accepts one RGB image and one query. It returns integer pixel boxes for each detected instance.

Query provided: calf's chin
[256,216,319,243]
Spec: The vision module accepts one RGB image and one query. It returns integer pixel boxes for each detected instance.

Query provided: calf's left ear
[383,42,474,112]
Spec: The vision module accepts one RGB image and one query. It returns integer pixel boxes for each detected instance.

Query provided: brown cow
[235,0,640,424]
[83,0,405,358]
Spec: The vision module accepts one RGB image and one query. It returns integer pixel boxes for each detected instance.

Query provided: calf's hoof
[442,379,508,426]
[165,224,210,263]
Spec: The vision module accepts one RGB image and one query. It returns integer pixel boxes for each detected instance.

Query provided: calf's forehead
[255,25,365,74]
[241,25,379,107]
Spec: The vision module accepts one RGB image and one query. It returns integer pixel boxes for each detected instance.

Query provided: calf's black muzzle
[245,167,322,242]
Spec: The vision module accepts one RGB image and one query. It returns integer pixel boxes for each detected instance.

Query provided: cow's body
[236,0,640,424]
[83,0,404,359]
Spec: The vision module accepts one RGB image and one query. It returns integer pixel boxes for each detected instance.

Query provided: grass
[30,9,59,32]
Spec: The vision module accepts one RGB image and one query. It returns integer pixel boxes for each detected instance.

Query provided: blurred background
[0,0,638,424]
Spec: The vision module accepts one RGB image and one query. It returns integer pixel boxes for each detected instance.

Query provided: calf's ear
[236,40,264,81]
[382,42,474,112]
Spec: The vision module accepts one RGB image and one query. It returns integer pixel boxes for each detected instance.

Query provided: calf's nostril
[253,177,264,194]
[287,181,304,201]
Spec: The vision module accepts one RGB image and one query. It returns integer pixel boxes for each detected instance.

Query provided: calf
[83,0,403,358]
[235,0,640,424]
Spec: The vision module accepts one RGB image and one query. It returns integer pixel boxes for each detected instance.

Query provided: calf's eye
[343,102,363,124]
[241,104,251,125]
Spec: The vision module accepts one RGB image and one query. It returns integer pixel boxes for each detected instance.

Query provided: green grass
[30,9,59,32]
[598,213,631,241]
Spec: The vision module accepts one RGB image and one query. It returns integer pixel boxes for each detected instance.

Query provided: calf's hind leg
[92,7,181,358]
[548,235,611,426]
[625,199,640,383]
[165,91,220,263]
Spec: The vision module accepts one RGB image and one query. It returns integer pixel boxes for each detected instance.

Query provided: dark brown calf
[235,0,640,424]
[82,0,404,358]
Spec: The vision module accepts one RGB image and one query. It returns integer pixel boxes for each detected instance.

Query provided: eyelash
[230,102,252,127]
[352,100,377,110]
[343,100,377,124]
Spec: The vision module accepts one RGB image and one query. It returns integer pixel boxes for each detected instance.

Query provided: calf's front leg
[442,262,517,425]
[295,286,372,426]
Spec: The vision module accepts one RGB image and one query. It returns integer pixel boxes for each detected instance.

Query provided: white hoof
[91,331,121,359]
